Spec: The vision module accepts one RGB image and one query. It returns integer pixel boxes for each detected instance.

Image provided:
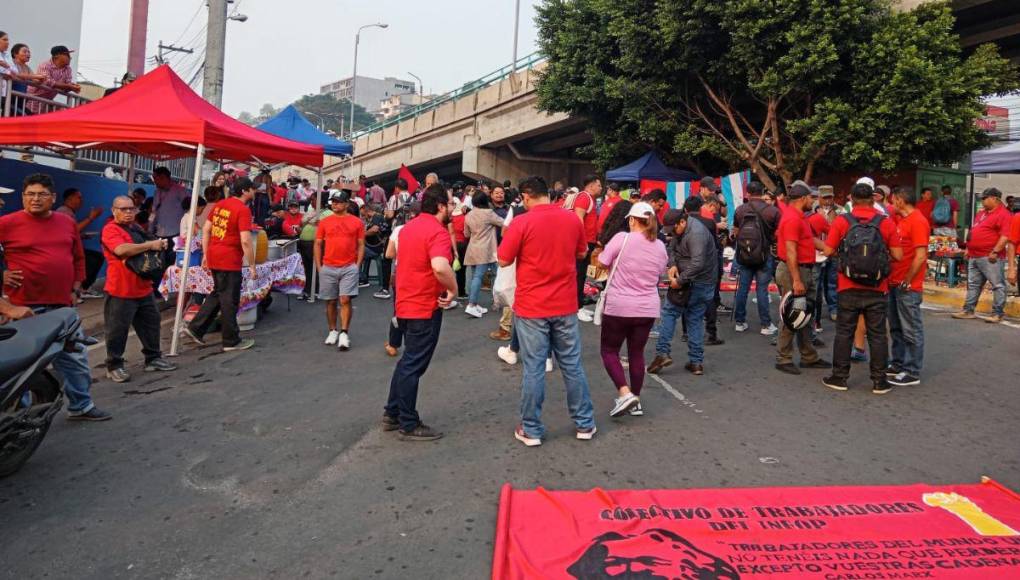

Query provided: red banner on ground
[492,479,1020,579]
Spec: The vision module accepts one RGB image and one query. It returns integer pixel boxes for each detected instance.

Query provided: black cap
[699,176,719,192]
[787,180,811,199]
[50,45,74,57]
[270,204,285,212]
[329,190,351,202]
[286,200,300,207]
[980,187,1003,199]
[662,209,687,227]
[234,177,255,192]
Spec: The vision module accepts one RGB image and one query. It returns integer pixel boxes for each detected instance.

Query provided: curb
[922,283,1020,318]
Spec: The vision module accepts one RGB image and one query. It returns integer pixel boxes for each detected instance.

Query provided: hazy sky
[78,0,541,116]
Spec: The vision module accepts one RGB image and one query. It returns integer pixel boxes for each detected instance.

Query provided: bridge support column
[462,136,593,186]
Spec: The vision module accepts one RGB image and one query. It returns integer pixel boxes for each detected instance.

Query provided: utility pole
[203,0,229,108]
[157,42,193,65]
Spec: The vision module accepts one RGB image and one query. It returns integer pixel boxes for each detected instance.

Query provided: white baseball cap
[855,177,875,189]
[0,186,14,194]
[626,201,656,219]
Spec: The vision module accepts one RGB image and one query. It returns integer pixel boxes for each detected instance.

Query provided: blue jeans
[384,309,443,432]
[815,259,838,319]
[515,315,595,439]
[963,257,1006,317]
[654,281,713,364]
[888,287,925,376]
[734,257,774,326]
[468,262,497,305]
[50,320,95,414]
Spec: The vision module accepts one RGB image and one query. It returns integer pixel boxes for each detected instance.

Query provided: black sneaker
[704,337,725,346]
[358,281,371,288]
[884,365,903,378]
[68,407,113,422]
[181,326,207,346]
[800,358,831,370]
[775,363,801,375]
[822,375,849,391]
[144,358,178,372]
[381,414,400,431]
[872,380,893,395]
[398,423,443,441]
[887,373,920,387]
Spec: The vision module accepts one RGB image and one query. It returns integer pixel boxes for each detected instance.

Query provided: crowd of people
[2,162,1020,445]
[1,32,84,116]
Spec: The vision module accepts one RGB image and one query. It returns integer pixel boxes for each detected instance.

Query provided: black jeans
[703,253,723,338]
[385,309,443,432]
[103,294,163,370]
[83,249,104,290]
[188,269,242,347]
[832,289,888,383]
[298,240,315,295]
[576,243,595,310]
[455,241,469,296]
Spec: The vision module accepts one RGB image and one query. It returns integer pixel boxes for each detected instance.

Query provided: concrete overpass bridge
[326,0,1020,188]
[326,53,594,186]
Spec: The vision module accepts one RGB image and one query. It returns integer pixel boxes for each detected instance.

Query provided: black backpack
[735,203,770,267]
[837,214,891,287]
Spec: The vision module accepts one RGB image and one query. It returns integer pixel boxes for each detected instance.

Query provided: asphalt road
[1,288,1017,579]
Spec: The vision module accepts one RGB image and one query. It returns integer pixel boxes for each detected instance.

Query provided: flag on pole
[397,164,421,194]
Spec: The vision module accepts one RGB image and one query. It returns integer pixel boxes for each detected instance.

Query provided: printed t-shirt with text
[966,205,1011,259]
[316,214,365,267]
[889,210,931,292]
[825,206,900,293]
[101,223,155,299]
[498,204,587,319]
[395,214,453,319]
[206,197,253,271]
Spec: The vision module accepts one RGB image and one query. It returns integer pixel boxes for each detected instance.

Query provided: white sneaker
[760,324,778,336]
[610,393,639,417]
[337,332,351,351]
[629,402,644,416]
[576,426,597,440]
[478,305,489,314]
[324,330,339,345]
[545,358,554,372]
[443,300,460,311]
[498,346,518,365]
[466,304,483,318]
[577,308,594,323]
[735,322,749,332]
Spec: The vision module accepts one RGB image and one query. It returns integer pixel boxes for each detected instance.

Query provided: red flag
[398,164,421,194]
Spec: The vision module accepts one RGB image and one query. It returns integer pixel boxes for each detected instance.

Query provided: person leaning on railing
[26,45,80,115]
[1,37,46,116]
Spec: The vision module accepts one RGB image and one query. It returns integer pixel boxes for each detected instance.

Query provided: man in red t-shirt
[498,176,596,447]
[566,174,602,321]
[0,173,109,420]
[1007,200,1020,286]
[820,182,903,394]
[597,182,622,233]
[185,177,257,352]
[101,196,178,383]
[953,188,1012,323]
[774,181,828,375]
[383,185,457,442]
[314,190,365,351]
[916,187,935,226]
[886,187,930,387]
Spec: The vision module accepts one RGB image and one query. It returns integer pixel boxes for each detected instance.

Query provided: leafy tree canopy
[237,94,376,136]
[536,0,1018,189]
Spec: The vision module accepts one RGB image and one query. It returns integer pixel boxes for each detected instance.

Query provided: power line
[172,0,206,45]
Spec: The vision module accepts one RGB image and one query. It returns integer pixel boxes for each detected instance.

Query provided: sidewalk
[76,292,178,339]
[922,281,1020,318]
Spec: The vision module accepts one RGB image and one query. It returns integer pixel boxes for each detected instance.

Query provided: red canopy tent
[0,65,325,354]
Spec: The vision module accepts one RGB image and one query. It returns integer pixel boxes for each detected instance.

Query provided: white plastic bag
[492,263,517,308]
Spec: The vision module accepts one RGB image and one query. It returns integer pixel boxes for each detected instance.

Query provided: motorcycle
[0,307,80,477]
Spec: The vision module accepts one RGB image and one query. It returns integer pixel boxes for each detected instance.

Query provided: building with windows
[376,93,436,120]
[319,76,416,113]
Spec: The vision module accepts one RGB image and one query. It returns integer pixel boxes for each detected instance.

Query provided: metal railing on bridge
[349,51,545,141]
[1,78,194,182]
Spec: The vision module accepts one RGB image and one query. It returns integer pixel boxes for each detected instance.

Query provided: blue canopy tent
[256,105,353,304]
[605,151,698,182]
[256,105,353,157]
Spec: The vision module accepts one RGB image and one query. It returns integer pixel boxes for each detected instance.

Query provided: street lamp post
[303,110,326,132]
[350,23,388,139]
[407,71,423,104]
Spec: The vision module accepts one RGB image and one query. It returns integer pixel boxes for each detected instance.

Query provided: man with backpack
[820,182,903,394]
[930,185,959,235]
[774,181,829,375]
[732,181,781,335]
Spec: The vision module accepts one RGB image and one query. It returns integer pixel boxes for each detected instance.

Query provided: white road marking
[645,372,704,414]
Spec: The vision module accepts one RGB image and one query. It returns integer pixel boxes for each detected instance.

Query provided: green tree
[291,93,376,135]
[536,0,1018,190]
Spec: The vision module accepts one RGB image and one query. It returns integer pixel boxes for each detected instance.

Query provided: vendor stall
[0,65,325,354]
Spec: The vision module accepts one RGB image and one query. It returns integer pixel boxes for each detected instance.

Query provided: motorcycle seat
[0,309,78,381]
